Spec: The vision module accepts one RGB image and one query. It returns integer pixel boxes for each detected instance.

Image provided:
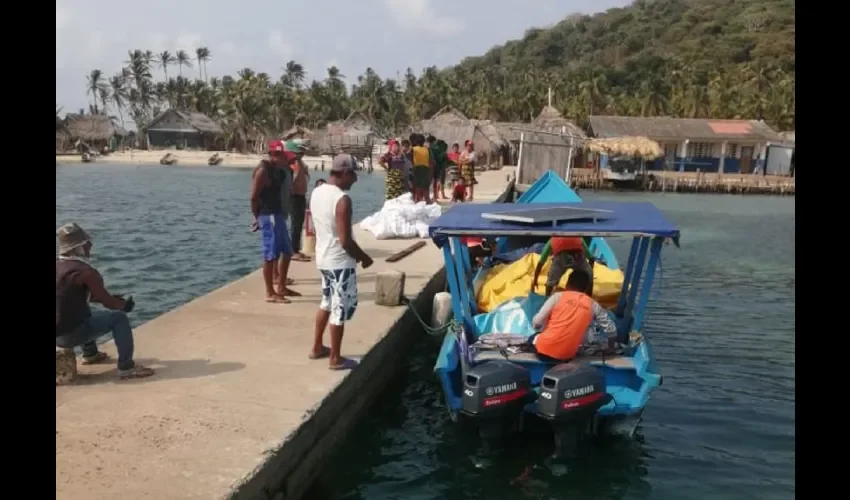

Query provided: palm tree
[195,47,211,81]
[283,60,306,88]
[156,51,175,80]
[176,50,193,77]
[86,69,107,114]
[109,72,129,127]
[69,36,794,153]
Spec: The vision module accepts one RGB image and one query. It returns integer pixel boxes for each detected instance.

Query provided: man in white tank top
[308,154,373,370]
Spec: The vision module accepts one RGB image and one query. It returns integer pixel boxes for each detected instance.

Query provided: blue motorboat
[430,171,680,454]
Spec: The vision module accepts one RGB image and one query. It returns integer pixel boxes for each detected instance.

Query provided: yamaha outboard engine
[461,360,532,447]
[537,362,610,458]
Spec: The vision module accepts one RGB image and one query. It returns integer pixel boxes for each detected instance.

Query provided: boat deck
[472,349,636,370]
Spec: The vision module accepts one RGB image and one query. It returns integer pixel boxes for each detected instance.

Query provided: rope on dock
[401,296,459,337]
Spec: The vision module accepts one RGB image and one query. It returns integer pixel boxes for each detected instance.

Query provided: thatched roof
[327,110,378,138]
[493,122,526,143]
[147,109,222,134]
[470,120,508,148]
[64,114,128,141]
[282,124,314,140]
[585,136,664,160]
[532,106,587,139]
[589,116,782,142]
[419,106,504,154]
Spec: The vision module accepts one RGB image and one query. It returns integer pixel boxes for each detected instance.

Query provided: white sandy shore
[56,150,356,170]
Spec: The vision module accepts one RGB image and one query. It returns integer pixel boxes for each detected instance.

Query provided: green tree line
[70,0,794,150]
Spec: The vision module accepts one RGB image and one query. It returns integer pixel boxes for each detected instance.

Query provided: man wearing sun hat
[285,139,312,262]
[55,223,154,380]
[251,140,299,303]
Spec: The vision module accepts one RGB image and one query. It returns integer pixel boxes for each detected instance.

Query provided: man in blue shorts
[251,140,299,303]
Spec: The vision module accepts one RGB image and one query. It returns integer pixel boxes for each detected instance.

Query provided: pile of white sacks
[359,193,442,239]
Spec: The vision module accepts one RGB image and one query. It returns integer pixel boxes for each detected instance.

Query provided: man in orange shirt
[529,269,617,362]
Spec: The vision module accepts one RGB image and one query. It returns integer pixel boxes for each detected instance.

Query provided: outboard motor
[461,360,532,447]
[537,362,611,458]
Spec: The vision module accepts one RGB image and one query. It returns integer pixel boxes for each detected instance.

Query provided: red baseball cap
[268,140,285,153]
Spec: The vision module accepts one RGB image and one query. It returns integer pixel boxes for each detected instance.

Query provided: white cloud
[267,30,293,59]
[384,0,464,37]
[87,31,105,59]
[175,33,203,52]
[56,3,71,31]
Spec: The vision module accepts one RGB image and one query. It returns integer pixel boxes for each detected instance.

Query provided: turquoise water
[56,164,387,325]
[56,165,794,500]
[317,193,795,500]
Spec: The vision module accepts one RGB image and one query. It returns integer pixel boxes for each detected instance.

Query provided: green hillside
[447,0,795,129]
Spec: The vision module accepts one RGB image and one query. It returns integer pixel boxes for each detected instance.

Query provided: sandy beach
[56,150,352,170]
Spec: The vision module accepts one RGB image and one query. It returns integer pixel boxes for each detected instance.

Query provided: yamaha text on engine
[461,360,533,448]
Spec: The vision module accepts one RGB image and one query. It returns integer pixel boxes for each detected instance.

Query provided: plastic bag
[359,193,442,239]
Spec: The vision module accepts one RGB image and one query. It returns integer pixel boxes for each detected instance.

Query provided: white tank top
[309,184,357,270]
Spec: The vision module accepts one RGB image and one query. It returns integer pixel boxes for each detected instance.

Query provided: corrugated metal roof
[589,116,783,142]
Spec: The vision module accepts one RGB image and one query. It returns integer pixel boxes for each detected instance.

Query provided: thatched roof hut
[147,109,222,135]
[585,136,664,159]
[419,106,505,154]
[532,106,587,139]
[282,124,314,141]
[64,113,129,142]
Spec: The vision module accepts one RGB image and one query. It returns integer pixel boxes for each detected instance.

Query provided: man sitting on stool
[529,269,618,362]
[55,223,154,380]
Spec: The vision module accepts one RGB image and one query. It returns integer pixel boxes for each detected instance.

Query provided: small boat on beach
[160,153,178,165]
[81,152,94,163]
[208,153,223,166]
[429,171,680,455]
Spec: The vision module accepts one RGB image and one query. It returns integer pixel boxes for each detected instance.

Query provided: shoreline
[56,150,358,171]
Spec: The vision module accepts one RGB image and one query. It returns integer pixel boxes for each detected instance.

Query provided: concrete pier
[56,169,513,500]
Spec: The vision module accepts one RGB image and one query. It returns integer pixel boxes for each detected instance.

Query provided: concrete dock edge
[229,269,446,500]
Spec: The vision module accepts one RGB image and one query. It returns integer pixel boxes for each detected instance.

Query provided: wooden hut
[146,109,223,150]
[63,113,129,152]
[322,110,379,160]
[493,121,526,165]
[419,106,506,167]
[533,105,587,138]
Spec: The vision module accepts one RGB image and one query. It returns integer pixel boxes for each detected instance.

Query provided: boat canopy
[429,201,681,248]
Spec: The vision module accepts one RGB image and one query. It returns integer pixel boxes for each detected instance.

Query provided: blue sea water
[56,165,795,500]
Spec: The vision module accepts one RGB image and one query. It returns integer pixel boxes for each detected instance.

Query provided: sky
[56,0,631,114]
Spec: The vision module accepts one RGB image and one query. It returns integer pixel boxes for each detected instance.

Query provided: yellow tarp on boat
[476,253,624,313]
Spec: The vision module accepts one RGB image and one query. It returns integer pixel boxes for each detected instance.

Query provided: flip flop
[328,358,359,371]
[292,254,311,262]
[281,288,302,297]
[265,295,291,304]
[309,346,331,360]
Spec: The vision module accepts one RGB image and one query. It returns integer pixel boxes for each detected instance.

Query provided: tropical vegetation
[63,0,794,150]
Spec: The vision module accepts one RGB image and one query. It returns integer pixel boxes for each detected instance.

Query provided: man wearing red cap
[251,140,299,303]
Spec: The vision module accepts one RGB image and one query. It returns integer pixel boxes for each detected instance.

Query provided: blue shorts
[258,213,293,261]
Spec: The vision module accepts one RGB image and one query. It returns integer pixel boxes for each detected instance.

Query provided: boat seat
[471,349,636,370]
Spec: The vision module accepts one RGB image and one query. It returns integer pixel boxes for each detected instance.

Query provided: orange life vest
[535,291,593,361]
[551,237,584,255]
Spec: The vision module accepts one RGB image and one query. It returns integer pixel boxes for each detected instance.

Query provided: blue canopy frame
[431,201,680,341]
